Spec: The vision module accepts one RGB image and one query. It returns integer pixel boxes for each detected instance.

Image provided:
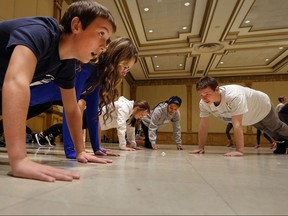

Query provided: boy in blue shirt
[0,0,116,182]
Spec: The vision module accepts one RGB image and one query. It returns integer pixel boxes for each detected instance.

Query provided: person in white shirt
[99,96,150,151]
[189,76,288,156]
[275,96,287,112]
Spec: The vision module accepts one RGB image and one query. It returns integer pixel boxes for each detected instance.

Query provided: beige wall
[0,0,54,20]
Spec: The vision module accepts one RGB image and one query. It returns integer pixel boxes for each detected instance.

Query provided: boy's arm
[224,115,244,156]
[3,45,79,181]
[60,88,85,154]
[189,117,209,154]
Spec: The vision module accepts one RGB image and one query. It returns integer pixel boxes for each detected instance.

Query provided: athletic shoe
[45,134,56,146]
[35,132,47,146]
[273,140,287,154]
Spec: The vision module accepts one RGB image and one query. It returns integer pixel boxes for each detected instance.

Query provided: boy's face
[198,86,220,104]
[73,17,113,63]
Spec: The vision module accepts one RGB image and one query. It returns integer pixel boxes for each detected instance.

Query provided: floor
[0,142,287,215]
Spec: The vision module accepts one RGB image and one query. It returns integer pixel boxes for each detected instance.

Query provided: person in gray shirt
[141,96,183,150]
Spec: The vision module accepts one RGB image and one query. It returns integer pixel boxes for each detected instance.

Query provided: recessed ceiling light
[148,30,153,33]
[184,2,190,6]
[144,7,149,12]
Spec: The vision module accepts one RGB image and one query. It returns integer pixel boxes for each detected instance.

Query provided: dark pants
[141,121,153,149]
[225,123,233,140]
[253,104,288,141]
[42,109,88,139]
[0,101,62,135]
[256,129,273,145]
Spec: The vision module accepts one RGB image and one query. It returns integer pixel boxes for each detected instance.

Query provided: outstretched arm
[3,45,79,182]
[189,117,209,154]
[224,115,244,156]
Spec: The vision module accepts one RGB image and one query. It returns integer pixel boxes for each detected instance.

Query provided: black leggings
[42,109,88,139]
[141,121,153,149]
[0,101,62,135]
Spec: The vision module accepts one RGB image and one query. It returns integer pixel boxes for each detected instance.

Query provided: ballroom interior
[0,0,288,215]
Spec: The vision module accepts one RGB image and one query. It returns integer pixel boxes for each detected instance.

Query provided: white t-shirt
[275,103,284,112]
[199,85,271,126]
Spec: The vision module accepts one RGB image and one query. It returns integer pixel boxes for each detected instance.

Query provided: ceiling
[85,0,288,84]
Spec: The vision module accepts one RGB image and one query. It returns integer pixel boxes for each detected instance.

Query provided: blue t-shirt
[0,16,75,89]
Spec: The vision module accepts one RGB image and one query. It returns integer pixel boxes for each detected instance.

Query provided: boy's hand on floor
[9,157,80,182]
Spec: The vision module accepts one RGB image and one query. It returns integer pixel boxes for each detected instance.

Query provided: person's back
[99,96,134,130]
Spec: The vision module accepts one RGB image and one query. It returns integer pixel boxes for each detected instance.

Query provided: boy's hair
[278,96,285,103]
[196,76,219,91]
[60,0,117,34]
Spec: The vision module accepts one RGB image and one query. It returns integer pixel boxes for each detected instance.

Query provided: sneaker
[273,140,287,154]
[45,134,56,146]
[254,144,260,149]
[35,132,47,146]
